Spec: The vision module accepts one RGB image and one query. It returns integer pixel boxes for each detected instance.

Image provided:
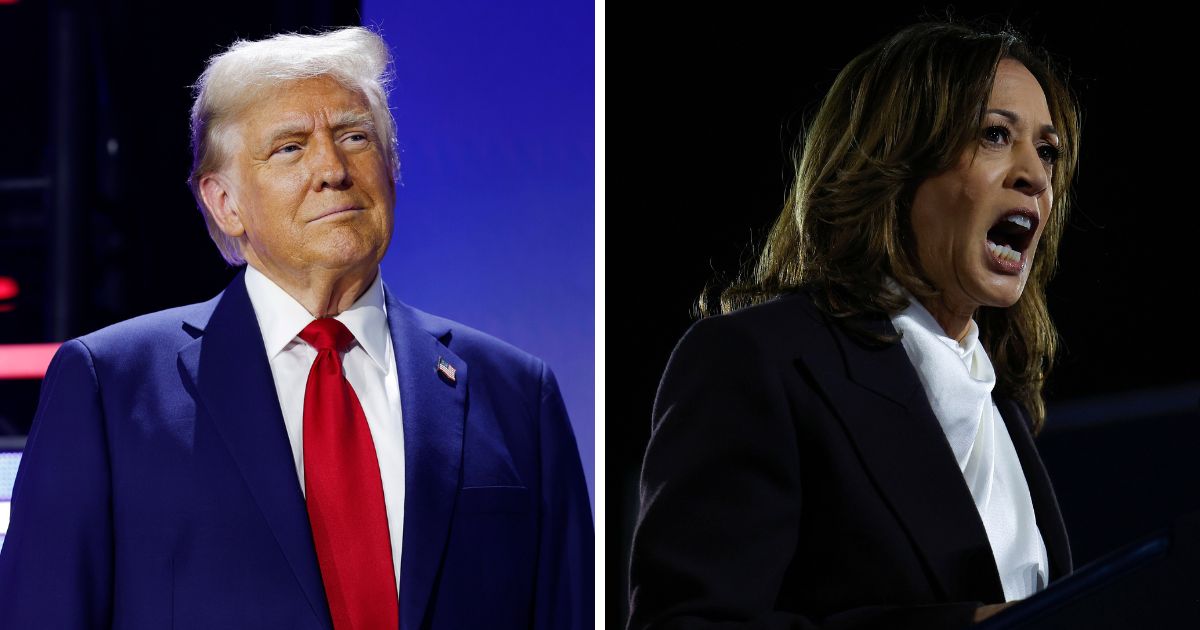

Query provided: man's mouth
[985,208,1039,270]
[312,204,362,221]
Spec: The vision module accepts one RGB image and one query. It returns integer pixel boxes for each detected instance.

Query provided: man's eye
[346,133,368,142]
[276,144,301,154]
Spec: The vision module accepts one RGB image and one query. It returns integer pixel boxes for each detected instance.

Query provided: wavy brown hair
[706,20,1081,432]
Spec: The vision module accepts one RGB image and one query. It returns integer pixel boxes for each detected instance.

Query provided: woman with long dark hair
[629,19,1081,629]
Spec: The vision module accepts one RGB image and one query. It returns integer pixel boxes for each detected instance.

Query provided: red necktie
[299,318,399,630]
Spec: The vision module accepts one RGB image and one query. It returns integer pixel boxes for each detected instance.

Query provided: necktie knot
[299,318,355,353]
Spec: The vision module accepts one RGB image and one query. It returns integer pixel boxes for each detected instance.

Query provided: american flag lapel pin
[437,357,457,383]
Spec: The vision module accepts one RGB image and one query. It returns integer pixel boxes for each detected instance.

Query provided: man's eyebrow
[259,111,376,150]
[330,110,375,131]
[987,108,1059,141]
[260,121,311,149]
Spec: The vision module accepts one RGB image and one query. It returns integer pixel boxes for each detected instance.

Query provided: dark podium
[980,510,1200,628]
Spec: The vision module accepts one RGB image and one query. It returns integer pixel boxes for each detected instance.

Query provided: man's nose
[311,136,351,191]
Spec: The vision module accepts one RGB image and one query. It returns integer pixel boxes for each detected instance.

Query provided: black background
[607,2,1200,624]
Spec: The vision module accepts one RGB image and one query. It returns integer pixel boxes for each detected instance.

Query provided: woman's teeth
[1006,214,1033,230]
[988,241,1021,262]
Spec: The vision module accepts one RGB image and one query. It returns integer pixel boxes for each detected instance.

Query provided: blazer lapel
[997,398,1072,580]
[383,286,468,630]
[793,305,1005,603]
[177,271,333,629]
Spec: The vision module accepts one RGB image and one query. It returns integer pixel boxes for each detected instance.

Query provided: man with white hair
[0,27,593,629]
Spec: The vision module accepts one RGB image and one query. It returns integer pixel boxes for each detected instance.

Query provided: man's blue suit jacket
[0,271,594,629]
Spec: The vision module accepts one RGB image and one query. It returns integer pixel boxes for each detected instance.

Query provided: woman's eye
[1038,144,1060,165]
[983,125,1010,145]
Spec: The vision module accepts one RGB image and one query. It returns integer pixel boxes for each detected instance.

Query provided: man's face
[214,76,395,280]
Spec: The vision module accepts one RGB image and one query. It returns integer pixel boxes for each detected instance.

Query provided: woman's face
[909,58,1060,323]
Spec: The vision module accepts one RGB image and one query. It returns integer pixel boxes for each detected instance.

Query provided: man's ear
[199,172,246,238]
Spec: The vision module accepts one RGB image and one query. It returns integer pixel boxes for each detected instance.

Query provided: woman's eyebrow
[987,108,1059,139]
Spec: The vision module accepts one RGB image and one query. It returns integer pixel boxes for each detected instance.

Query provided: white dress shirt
[244,264,405,593]
[890,295,1049,601]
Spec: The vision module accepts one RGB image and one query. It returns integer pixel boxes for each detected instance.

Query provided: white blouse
[890,294,1049,601]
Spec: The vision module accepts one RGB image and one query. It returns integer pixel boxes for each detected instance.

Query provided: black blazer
[628,291,1071,630]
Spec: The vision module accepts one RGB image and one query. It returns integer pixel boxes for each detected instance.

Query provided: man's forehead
[239,77,373,136]
[258,108,376,133]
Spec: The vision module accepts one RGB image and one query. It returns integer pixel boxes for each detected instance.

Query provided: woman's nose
[1010,143,1050,198]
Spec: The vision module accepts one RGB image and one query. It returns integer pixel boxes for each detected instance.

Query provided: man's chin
[309,237,387,270]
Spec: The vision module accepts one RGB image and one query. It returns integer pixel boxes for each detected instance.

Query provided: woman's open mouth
[985,208,1039,273]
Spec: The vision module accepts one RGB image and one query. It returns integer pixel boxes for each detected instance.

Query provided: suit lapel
[175,274,469,629]
[177,271,333,629]
[793,303,1005,603]
[383,287,467,630]
[997,398,1072,580]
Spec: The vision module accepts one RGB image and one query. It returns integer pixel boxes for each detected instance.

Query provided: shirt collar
[333,269,391,372]
[885,278,979,363]
[244,264,391,371]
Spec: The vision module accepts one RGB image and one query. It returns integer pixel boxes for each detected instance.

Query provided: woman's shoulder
[674,290,833,359]
[702,288,834,330]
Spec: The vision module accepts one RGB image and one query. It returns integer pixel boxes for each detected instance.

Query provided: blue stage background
[363,1,595,505]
